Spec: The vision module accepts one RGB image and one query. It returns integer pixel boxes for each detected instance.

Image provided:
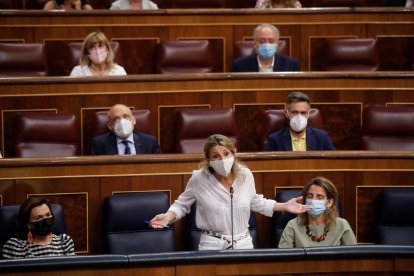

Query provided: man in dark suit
[91,104,160,155]
[264,92,335,151]
[232,23,300,72]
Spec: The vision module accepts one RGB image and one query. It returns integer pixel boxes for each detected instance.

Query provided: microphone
[230,186,234,250]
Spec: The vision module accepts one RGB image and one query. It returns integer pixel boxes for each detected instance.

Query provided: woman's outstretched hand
[273,196,312,214]
[284,196,312,214]
[149,211,176,229]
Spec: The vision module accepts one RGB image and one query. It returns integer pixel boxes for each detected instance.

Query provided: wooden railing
[0,72,413,155]
[1,246,414,275]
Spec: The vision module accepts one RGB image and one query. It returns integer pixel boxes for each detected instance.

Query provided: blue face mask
[257,43,277,60]
[306,199,326,217]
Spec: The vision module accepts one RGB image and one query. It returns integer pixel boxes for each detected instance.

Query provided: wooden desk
[1,8,413,71]
[0,247,413,275]
[0,151,413,253]
[0,72,413,155]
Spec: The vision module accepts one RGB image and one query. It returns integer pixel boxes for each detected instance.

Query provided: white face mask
[209,156,234,177]
[113,118,133,139]
[289,114,308,132]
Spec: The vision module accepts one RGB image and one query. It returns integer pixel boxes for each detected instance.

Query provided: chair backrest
[171,0,226,8]
[260,108,323,150]
[0,204,67,257]
[14,113,79,157]
[310,0,368,6]
[0,0,17,8]
[375,188,414,245]
[361,106,414,150]
[321,38,379,71]
[0,43,48,77]
[272,189,343,247]
[176,108,239,153]
[102,192,175,254]
[156,40,214,74]
[233,40,288,60]
[272,189,302,247]
[90,109,155,139]
[186,203,259,250]
[24,0,47,9]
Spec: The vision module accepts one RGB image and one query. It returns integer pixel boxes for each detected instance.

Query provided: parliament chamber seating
[14,113,79,157]
[0,43,48,77]
[361,106,414,150]
[176,108,239,153]
[272,189,343,247]
[310,0,368,6]
[186,203,259,250]
[86,109,155,155]
[272,189,302,247]
[260,108,324,150]
[233,40,288,60]
[0,0,17,9]
[171,0,226,8]
[156,40,215,74]
[102,192,176,254]
[321,38,380,71]
[375,188,414,245]
[46,41,123,76]
[25,0,46,9]
[90,109,155,139]
[0,203,67,258]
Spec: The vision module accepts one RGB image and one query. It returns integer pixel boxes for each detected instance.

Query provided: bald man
[91,104,160,155]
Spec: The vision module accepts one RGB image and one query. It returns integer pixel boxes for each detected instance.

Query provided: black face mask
[31,217,54,236]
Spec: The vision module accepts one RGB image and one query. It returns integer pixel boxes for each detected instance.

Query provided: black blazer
[91,131,160,155]
[231,53,300,72]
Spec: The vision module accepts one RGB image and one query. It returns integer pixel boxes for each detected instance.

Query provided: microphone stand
[230,186,234,250]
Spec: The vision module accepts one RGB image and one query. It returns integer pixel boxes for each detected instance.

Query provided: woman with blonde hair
[256,0,302,8]
[150,134,310,250]
[70,32,126,77]
[278,176,357,248]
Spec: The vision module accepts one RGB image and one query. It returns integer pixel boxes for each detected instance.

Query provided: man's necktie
[122,140,131,155]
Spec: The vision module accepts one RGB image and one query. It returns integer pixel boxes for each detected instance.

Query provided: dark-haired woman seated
[2,198,75,259]
[278,176,357,248]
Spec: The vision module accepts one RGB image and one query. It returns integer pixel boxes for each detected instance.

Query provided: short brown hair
[286,91,311,106]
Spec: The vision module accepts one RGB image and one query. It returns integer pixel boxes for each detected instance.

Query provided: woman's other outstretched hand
[149,211,176,229]
[273,196,312,214]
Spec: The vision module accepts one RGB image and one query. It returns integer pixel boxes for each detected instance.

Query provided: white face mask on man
[209,156,234,177]
[113,118,133,139]
[289,114,308,133]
